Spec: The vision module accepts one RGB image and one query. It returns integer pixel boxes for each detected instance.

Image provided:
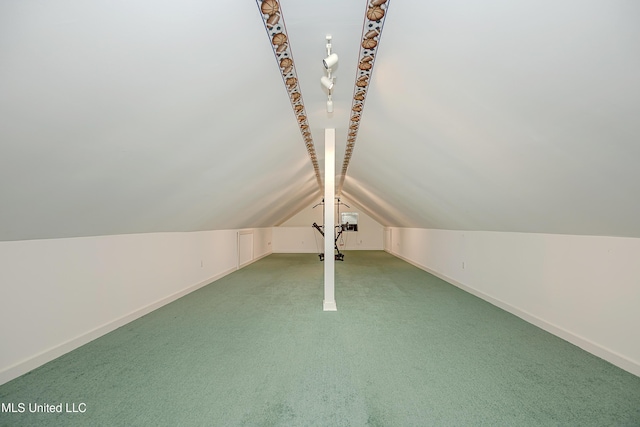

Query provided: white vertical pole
[323,128,337,311]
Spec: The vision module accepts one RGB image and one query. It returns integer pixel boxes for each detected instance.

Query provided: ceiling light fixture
[320,34,337,113]
[320,75,334,91]
[323,53,339,70]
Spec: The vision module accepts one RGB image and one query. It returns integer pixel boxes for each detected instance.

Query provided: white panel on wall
[238,231,254,268]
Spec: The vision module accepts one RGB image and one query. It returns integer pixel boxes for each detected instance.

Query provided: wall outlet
[462,261,465,269]
[200,260,203,267]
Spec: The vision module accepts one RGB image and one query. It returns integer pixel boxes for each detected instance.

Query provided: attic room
[1,0,639,425]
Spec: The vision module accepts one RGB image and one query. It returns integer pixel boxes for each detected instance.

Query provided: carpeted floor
[1,251,639,426]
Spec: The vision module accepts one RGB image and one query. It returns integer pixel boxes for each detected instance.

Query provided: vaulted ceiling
[1,0,639,241]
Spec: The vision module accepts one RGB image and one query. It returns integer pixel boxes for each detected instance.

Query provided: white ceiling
[1,0,639,241]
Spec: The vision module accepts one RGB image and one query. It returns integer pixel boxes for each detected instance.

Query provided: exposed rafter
[337,0,391,196]
[256,0,323,190]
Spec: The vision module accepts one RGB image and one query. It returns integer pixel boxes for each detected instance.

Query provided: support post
[323,129,337,311]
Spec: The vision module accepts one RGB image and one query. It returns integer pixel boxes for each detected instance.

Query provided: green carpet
[1,251,639,426]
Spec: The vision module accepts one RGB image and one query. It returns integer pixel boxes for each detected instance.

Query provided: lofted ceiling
[1,0,639,241]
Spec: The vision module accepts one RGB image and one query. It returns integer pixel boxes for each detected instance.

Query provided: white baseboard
[0,266,238,386]
[389,251,640,378]
[239,250,272,269]
[254,251,272,261]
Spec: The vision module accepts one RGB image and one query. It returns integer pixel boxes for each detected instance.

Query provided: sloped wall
[386,227,640,377]
[274,197,384,253]
[0,228,272,385]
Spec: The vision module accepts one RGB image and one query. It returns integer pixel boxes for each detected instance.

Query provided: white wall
[273,227,320,253]
[386,227,640,377]
[252,227,273,259]
[0,228,272,385]
[274,197,384,252]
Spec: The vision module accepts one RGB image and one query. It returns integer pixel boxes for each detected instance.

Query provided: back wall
[273,197,383,253]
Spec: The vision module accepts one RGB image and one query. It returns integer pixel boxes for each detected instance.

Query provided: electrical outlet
[201,260,203,267]
[462,261,465,269]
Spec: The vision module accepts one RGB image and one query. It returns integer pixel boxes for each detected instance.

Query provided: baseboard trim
[253,251,272,262]
[0,266,238,386]
[241,251,272,268]
[389,251,640,378]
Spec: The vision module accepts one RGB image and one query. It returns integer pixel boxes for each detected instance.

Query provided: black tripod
[312,222,345,261]
[311,197,350,261]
